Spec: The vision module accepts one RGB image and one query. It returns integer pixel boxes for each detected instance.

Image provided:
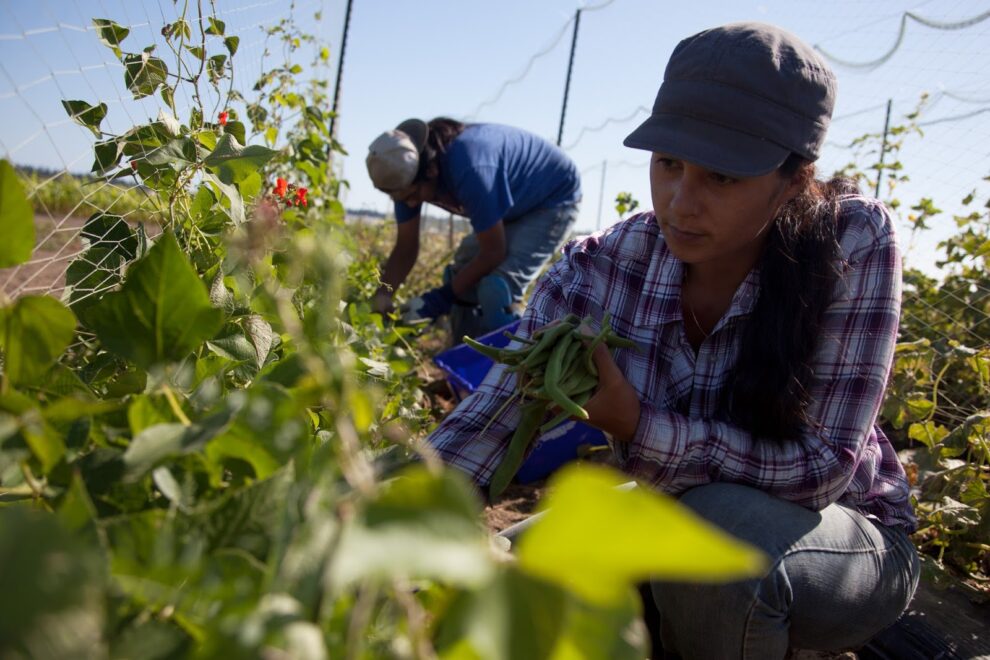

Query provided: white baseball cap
[366,118,429,192]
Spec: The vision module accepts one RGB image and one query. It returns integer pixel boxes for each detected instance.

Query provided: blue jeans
[650,483,920,659]
[446,203,578,341]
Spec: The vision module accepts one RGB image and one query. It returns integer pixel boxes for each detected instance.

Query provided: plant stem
[163,385,192,426]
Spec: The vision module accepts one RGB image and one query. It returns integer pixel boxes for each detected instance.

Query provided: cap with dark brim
[623,22,836,178]
[623,112,790,178]
[395,118,429,152]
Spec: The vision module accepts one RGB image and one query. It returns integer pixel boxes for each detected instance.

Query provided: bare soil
[0,214,86,299]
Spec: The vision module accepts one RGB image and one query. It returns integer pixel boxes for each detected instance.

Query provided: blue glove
[402,283,456,322]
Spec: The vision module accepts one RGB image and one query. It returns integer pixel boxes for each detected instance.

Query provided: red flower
[130,160,138,170]
[218,111,228,126]
[294,187,308,207]
[274,177,288,198]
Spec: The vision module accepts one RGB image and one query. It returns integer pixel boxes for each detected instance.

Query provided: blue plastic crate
[433,321,608,483]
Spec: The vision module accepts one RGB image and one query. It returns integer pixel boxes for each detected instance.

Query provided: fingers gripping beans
[462,313,637,499]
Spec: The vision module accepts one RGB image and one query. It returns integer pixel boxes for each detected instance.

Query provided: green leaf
[435,566,646,660]
[122,51,169,100]
[0,295,76,387]
[908,421,948,450]
[127,394,175,435]
[65,246,126,312]
[123,410,233,480]
[0,392,66,474]
[328,465,494,589]
[203,171,244,225]
[152,465,193,511]
[57,472,103,547]
[91,139,122,175]
[207,54,227,85]
[160,85,175,111]
[42,395,119,424]
[224,36,239,56]
[0,159,34,267]
[82,212,138,259]
[905,396,935,420]
[143,137,199,169]
[61,99,108,137]
[187,45,205,61]
[223,119,247,145]
[203,133,278,186]
[92,18,129,57]
[81,232,224,369]
[205,17,226,35]
[347,388,375,432]
[205,431,280,480]
[435,567,569,660]
[516,464,768,606]
[244,315,274,368]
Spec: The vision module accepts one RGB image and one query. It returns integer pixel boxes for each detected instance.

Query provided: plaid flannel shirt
[427,195,917,531]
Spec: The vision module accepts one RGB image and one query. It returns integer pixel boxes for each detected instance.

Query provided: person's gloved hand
[400,283,456,323]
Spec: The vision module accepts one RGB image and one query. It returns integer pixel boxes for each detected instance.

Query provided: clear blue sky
[2,0,989,271]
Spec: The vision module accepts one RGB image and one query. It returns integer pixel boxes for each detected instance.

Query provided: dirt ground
[0,214,86,299]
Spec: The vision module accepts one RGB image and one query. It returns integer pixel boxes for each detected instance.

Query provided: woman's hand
[582,342,641,442]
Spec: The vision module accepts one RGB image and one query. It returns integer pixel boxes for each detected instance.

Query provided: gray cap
[624,22,836,177]
[366,118,429,192]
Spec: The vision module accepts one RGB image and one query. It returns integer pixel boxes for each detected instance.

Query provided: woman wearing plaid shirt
[427,22,920,658]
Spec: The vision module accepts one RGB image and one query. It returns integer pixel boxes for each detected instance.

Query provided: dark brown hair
[414,117,466,182]
[722,154,858,440]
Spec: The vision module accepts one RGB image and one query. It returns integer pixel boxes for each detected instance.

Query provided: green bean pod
[544,334,590,420]
[488,401,545,499]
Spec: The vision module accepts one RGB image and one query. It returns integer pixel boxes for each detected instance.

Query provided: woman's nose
[668,173,702,217]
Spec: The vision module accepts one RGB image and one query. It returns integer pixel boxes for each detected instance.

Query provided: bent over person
[366,118,581,341]
[425,22,919,658]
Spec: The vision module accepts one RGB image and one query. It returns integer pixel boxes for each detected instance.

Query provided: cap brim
[395,118,429,152]
[623,113,789,178]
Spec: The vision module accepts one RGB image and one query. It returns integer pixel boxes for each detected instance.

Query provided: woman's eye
[710,172,737,185]
[653,156,678,169]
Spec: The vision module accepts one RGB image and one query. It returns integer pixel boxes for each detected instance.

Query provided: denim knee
[476,274,519,332]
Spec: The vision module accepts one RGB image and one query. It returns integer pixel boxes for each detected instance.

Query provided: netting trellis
[0,0,333,302]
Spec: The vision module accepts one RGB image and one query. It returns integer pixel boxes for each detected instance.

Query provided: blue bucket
[433,321,608,483]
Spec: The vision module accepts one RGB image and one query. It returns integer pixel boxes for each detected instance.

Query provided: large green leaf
[0,295,76,387]
[143,137,200,170]
[61,99,108,138]
[516,465,768,606]
[0,159,34,267]
[122,51,169,100]
[203,134,278,185]
[122,409,234,480]
[82,232,224,369]
[328,465,494,589]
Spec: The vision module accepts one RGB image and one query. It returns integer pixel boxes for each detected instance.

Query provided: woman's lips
[665,223,706,242]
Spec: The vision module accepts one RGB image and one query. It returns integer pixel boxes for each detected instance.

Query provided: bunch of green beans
[463,313,637,499]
